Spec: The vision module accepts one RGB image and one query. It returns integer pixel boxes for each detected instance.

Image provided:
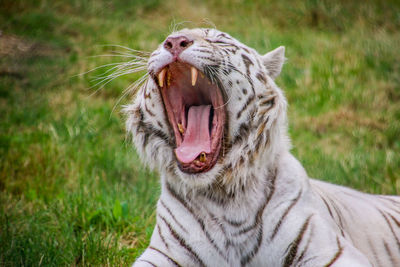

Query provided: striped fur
[125,28,400,266]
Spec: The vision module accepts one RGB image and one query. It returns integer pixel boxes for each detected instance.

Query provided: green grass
[1,0,399,265]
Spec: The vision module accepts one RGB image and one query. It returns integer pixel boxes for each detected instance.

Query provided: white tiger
[124,28,400,266]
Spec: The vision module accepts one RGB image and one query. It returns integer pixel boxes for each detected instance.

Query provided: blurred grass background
[0,0,399,265]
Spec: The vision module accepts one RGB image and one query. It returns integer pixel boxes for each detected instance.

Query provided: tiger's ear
[262,46,285,80]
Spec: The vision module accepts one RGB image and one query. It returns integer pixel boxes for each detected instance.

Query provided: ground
[0,0,399,265]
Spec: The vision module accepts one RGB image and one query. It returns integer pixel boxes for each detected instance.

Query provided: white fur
[262,46,285,79]
[126,28,400,266]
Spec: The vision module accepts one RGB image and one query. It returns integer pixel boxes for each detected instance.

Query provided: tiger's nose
[163,36,193,58]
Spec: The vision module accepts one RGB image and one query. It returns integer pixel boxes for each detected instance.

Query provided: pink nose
[163,36,193,58]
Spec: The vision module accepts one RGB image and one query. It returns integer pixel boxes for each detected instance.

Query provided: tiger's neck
[159,151,309,241]
[161,153,280,214]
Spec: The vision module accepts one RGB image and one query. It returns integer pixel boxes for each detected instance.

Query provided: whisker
[84,45,150,109]
[169,20,193,34]
[74,62,131,78]
[201,18,217,29]
[90,61,147,77]
[91,65,147,81]
[110,52,147,60]
[91,69,146,89]
[88,54,140,59]
[98,44,151,55]
[88,66,141,90]
[111,75,149,115]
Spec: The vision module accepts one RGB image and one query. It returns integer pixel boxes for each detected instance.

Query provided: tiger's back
[311,179,400,266]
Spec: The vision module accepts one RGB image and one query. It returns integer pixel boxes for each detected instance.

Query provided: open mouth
[156,62,226,173]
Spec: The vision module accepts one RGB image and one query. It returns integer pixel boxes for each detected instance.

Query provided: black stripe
[296,226,314,264]
[223,63,255,91]
[224,47,239,54]
[137,109,172,147]
[238,171,277,265]
[236,94,255,119]
[213,40,230,44]
[241,53,254,78]
[379,210,400,252]
[367,237,382,267]
[256,72,266,83]
[241,46,251,54]
[217,33,230,38]
[299,256,319,266]
[283,215,313,267]
[165,183,194,217]
[223,216,246,227]
[327,198,346,237]
[271,189,303,240]
[389,213,400,227]
[166,183,228,261]
[157,216,204,267]
[197,186,236,206]
[383,240,396,265]
[255,117,269,147]
[234,169,277,236]
[149,246,181,267]
[147,59,156,65]
[142,132,149,149]
[196,55,219,62]
[240,54,256,95]
[320,195,334,218]
[224,63,242,77]
[319,195,348,237]
[145,103,155,117]
[319,195,348,236]
[203,206,228,236]
[240,227,264,266]
[324,236,343,267]
[191,48,212,54]
[259,97,275,109]
[157,224,169,249]
[378,196,400,211]
[160,200,188,233]
[138,259,157,267]
[232,123,250,145]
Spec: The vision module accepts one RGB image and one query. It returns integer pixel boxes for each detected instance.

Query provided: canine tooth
[178,123,184,134]
[158,68,167,87]
[199,152,206,162]
[191,66,198,86]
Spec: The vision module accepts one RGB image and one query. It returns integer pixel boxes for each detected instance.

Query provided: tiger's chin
[155,62,226,174]
[170,161,227,190]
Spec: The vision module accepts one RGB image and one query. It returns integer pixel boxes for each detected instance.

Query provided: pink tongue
[175,105,211,164]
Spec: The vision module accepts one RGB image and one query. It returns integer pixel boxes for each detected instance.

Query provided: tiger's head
[125,28,289,191]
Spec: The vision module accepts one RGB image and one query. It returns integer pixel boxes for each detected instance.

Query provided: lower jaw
[177,162,212,174]
[176,157,214,174]
[175,144,221,174]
